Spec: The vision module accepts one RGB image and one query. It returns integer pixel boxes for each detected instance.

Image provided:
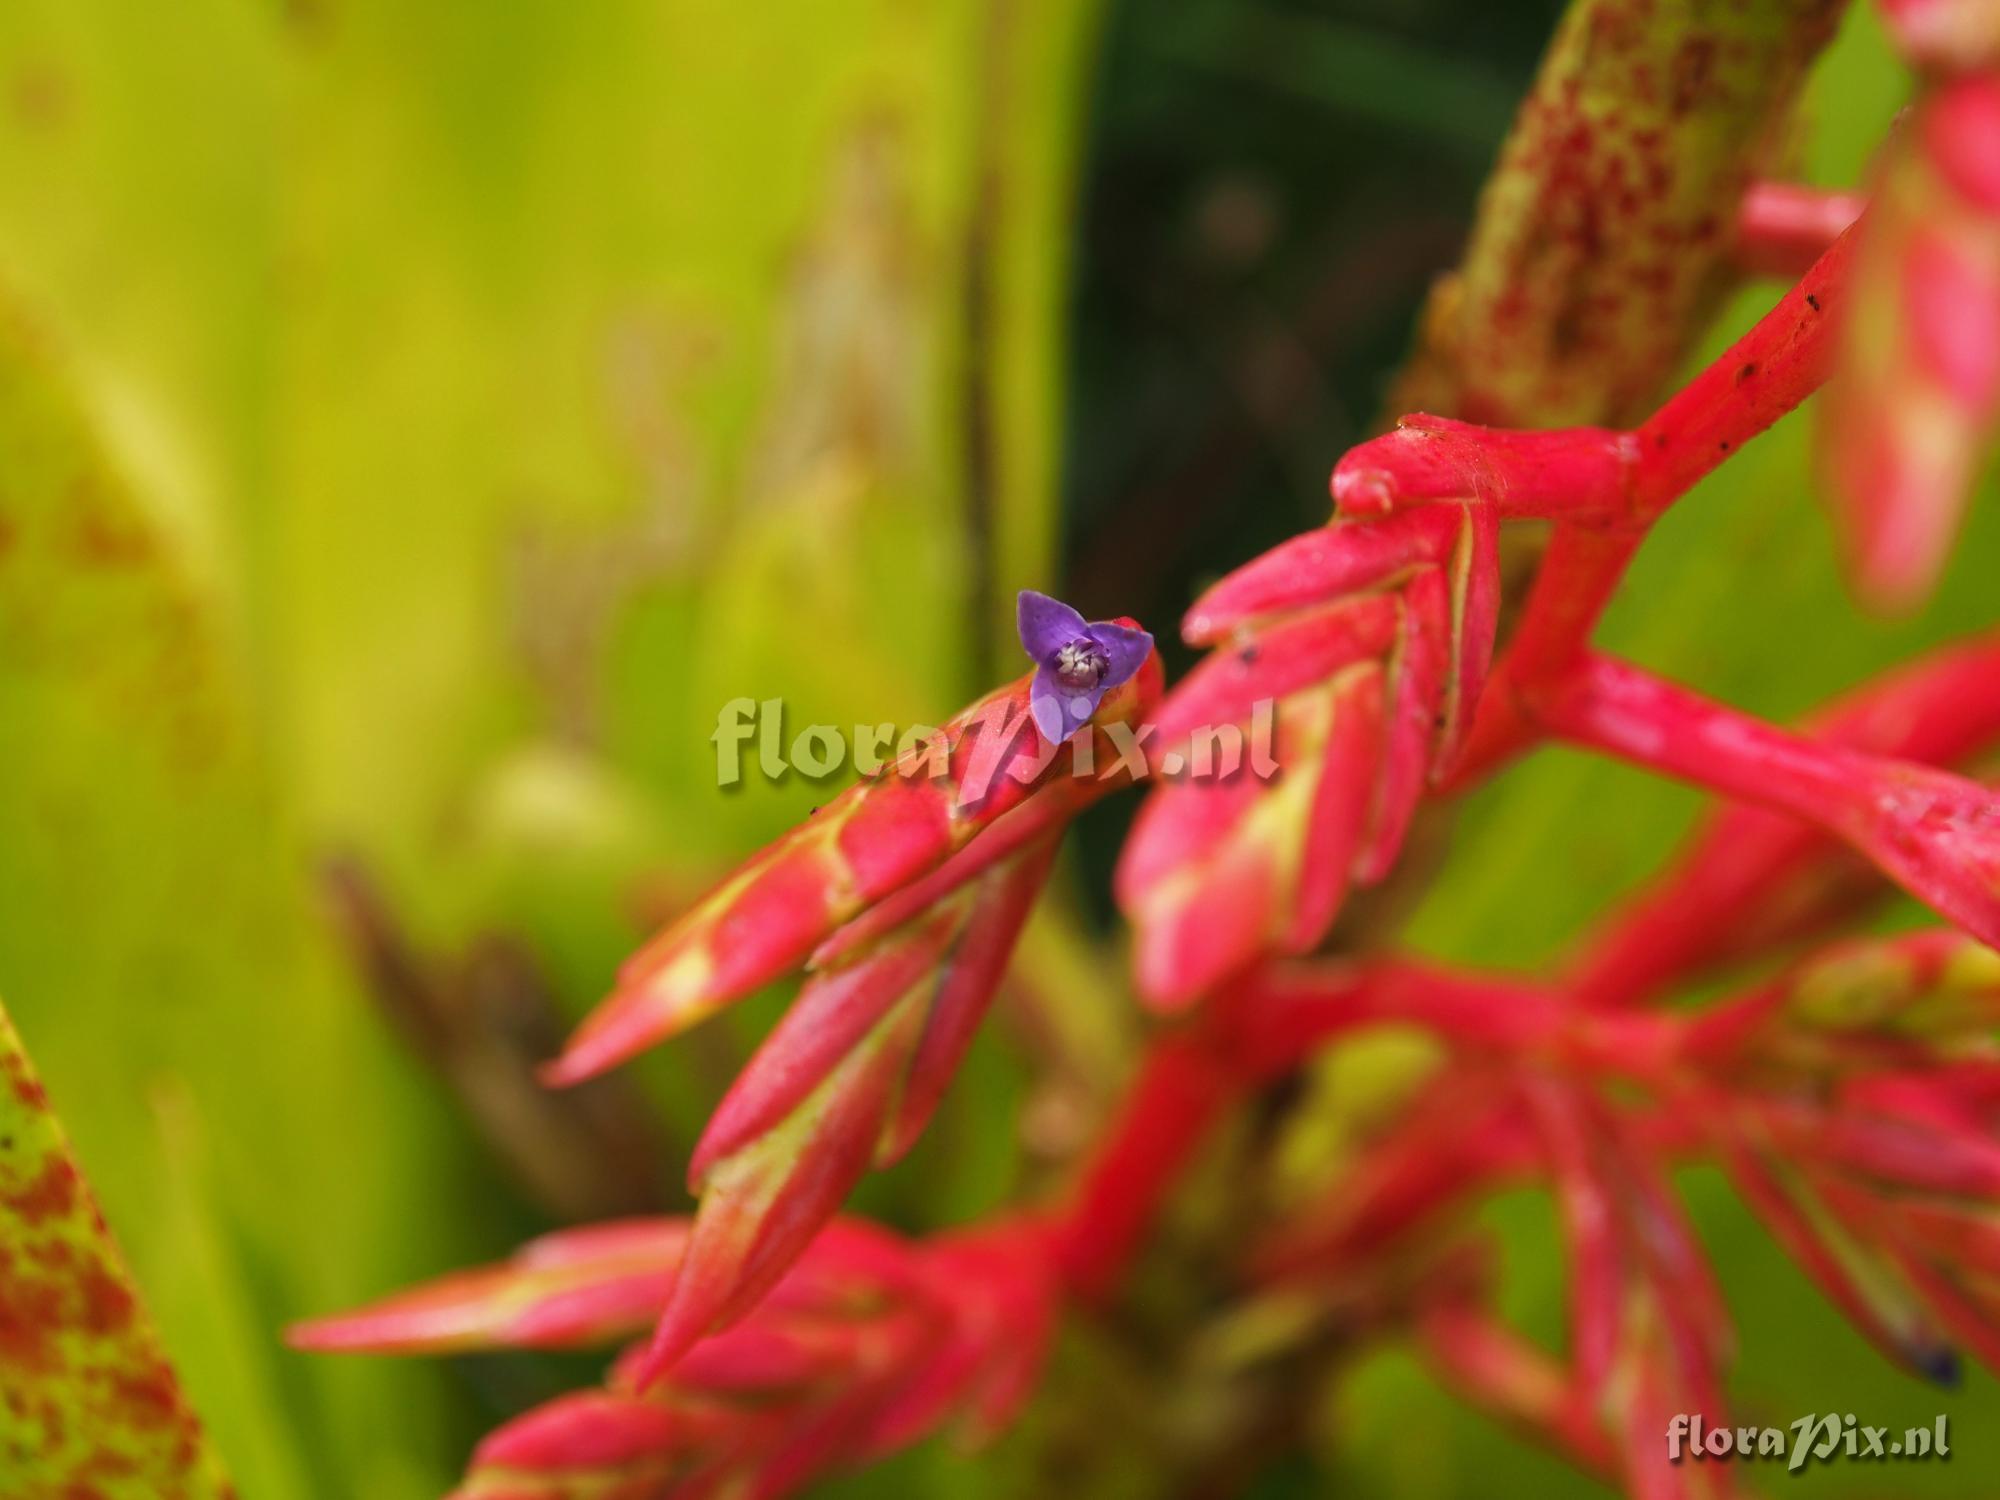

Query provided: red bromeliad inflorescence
[299,5,2000,1497]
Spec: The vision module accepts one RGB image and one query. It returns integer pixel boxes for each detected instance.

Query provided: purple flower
[1017,590,1153,746]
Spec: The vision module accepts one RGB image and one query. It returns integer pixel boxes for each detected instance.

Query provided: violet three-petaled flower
[1016,590,1153,746]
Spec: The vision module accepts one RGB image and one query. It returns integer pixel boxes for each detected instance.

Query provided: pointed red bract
[1527,1078,1736,1500]
[647,840,1060,1381]
[1181,506,1460,643]
[289,1219,687,1354]
[1121,665,1384,1008]
[1356,567,1448,882]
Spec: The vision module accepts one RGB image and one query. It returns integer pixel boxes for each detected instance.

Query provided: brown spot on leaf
[77,1262,136,1336]
[4,1158,79,1225]
[71,503,156,569]
[0,1274,63,1373]
[6,1052,48,1110]
[8,63,71,132]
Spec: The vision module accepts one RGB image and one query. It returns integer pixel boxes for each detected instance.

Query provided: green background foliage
[0,1,1994,1495]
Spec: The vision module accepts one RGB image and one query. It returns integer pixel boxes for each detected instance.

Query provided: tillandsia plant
[292,2,2000,1497]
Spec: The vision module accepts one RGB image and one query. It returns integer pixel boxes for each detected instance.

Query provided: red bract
[647,836,1059,1382]
[289,1219,688,1354]
[1118,499,1499,1007]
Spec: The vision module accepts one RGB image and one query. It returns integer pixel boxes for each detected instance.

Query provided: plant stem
[1451,226,1859,783]
[1390,0,1850,428]
[1050,1025,1243,1300]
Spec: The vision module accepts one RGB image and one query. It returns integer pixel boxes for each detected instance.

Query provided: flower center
[1053,639,1109,692]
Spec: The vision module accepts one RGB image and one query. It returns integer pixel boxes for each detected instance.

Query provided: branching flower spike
[290,9,2000,1498]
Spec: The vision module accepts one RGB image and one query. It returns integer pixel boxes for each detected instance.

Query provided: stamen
[1054,640,1109,691]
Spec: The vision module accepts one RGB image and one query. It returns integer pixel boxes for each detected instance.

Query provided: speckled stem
[1391,0,1848,429]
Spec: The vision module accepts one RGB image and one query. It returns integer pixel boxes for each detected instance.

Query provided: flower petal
[1085,619,1154,691]
[1028,664,1076,744]
[1059,689,1105,742]
[1016,589,1088,662]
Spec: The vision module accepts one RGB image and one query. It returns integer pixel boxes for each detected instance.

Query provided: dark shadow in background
[1058,0,1565,911]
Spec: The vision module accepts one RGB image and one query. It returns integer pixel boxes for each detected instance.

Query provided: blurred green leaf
[0,1,1102,1494]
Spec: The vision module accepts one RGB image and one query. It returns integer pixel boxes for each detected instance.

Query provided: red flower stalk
[1568,629,2000,1007]
[1528,651,2000,949]
[1342,227,1857,788]
[1116,229,1869,1017]
[1415,1290,1618,1481]
[294,1215,1057,1500]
